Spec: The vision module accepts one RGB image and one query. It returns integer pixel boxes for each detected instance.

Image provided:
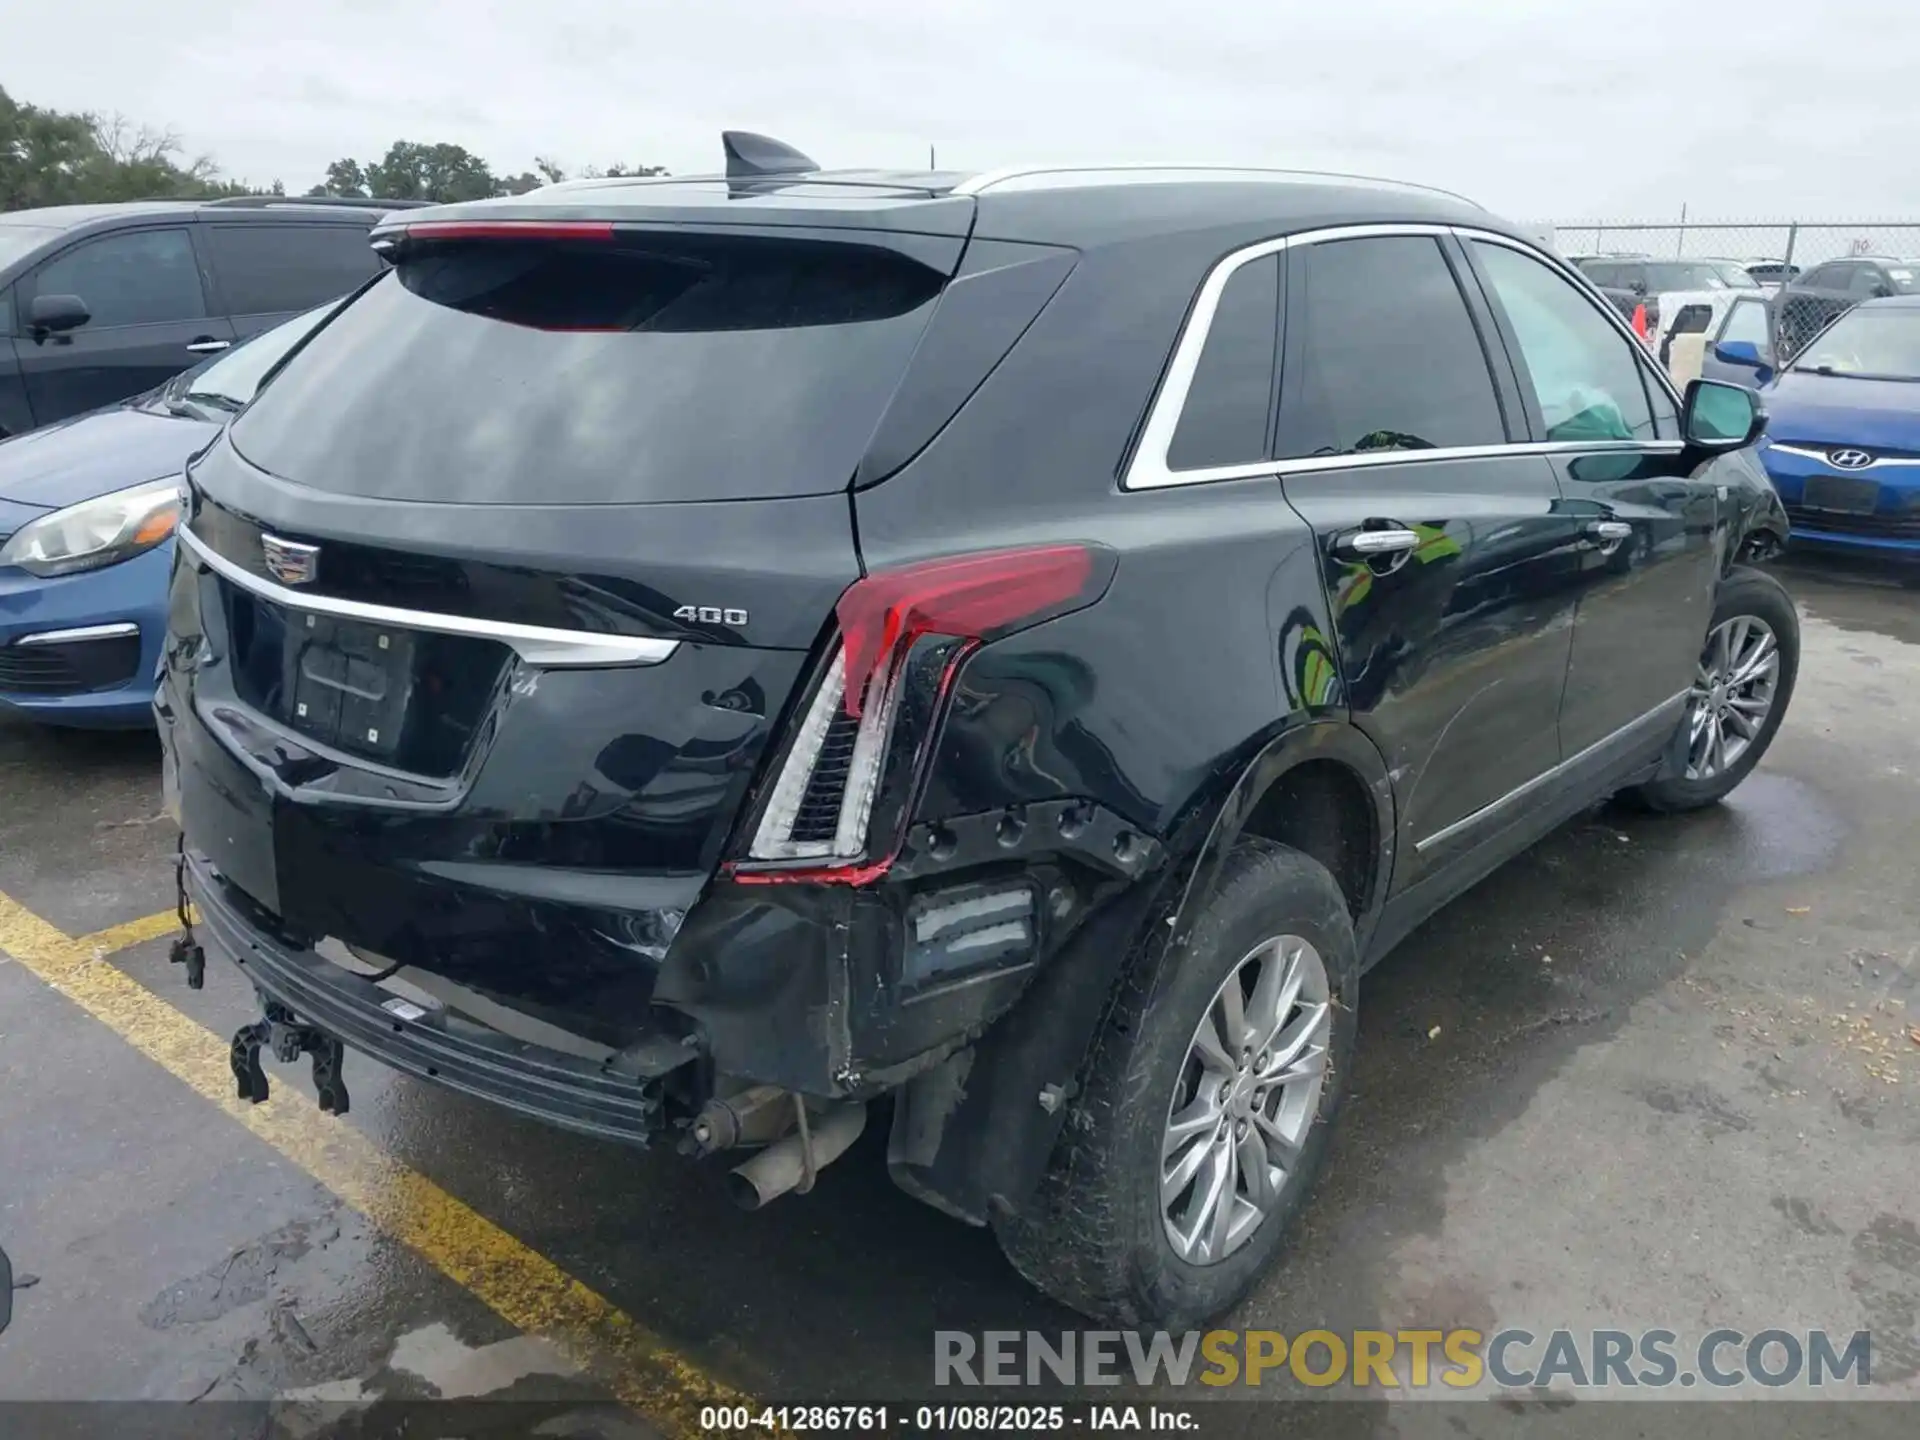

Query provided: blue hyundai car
[0,304,335,726]
[1712,295,1920,557]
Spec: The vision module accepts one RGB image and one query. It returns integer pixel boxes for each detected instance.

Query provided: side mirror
[1871,284,1894,299]
[28,293,90,336]
[1711,339,1765,369]
[1683,378,1765,451]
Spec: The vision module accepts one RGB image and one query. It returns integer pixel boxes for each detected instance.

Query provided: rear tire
[1626,564,1798,813]
[992,839,1357,1327]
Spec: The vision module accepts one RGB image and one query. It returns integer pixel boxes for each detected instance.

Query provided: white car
[1647,288,1747,385]
[1739,259,1800,292]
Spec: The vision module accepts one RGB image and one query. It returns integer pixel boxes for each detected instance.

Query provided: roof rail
[951,164,1484,209]
[200,194,438,210]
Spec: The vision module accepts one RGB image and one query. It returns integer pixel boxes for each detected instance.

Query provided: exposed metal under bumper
[185,851,695,1145]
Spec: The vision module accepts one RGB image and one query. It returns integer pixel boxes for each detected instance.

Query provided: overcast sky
[11,0,1919,221]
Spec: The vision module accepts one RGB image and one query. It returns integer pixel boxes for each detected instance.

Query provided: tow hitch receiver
[231,997,351,1114]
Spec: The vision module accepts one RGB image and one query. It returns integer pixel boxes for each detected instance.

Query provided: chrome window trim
[952,165,1482,208]
[15,621,141,647]
[177,526,679,669]
[1122,222,1689,493]
[1768,442,1920,469]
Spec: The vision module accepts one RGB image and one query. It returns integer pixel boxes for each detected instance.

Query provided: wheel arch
[884,717,1396,1226]
[1163,719,1396,962]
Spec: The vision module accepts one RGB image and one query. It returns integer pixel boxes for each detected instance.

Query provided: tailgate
[161,216,969,1044]
[166,437,857,1046]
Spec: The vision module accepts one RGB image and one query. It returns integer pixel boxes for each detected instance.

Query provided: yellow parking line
[0,892,754,1435]
[81,906,187,955]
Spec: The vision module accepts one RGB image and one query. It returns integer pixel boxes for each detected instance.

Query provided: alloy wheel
[1161,934,1332,1265]
[1685,615,1780,781]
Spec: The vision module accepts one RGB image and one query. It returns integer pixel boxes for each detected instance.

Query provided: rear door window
[229,232,946,504]
[1471,241,1662,443]
[1275,235,1507,459]
[205,224,382,317]
[29,228,206,327]
[1168,254,1279,470]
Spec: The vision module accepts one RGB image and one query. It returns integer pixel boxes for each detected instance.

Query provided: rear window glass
[206,224,382,316]
[229,233,944,504]
[1169,254,1279,470]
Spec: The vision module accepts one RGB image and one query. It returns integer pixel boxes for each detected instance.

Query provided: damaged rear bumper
[186,850,695,1145]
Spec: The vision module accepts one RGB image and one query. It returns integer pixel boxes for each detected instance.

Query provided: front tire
[992,839,1358,1327]
[1627,564,1798,813]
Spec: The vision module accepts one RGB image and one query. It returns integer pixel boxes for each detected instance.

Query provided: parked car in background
[1741,259,1799,291]
[1774,255,1920,361]
[1575,258,1765,383]
[0,196,420,438]
[1562,250,1649,271]
[0,302,339,726]
[160,138,1793,1328]
[1715,295,1920,557]
[1698,291,1776,386]
[1575,256,1763,322]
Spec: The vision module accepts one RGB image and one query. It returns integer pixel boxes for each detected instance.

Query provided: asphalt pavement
[1,555,1916,1437]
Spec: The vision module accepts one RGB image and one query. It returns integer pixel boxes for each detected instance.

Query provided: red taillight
[835,545,1093,718]
[400,220,616,242]
[733,543,1106,885]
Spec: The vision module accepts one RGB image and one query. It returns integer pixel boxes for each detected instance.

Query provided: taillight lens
[835,546,1091,718]
[735,543,1109,885]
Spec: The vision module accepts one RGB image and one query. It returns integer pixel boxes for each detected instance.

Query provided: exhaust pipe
[727,1102,866,1210]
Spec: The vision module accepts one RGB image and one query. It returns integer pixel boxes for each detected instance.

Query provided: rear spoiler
[369,130,977,252]
[368,210,976,278]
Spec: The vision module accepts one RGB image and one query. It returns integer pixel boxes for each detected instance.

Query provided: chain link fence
[1540,220,1920,365]
[1543,220,1920,271]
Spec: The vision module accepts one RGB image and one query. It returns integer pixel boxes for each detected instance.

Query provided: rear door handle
[185,338,231,354]
[1585,520,1633,542]
[1334,527,1421,558]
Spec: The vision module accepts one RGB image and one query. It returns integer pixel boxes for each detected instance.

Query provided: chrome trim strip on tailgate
[177,525,678,668]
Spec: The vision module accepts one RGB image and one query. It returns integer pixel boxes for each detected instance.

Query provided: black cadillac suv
[158,134,1795,1326]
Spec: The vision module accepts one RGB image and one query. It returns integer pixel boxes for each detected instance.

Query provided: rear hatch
[166,200,968,1045]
